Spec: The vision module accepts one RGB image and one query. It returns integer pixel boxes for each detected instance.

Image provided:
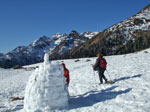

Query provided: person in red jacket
[62,62,70,86]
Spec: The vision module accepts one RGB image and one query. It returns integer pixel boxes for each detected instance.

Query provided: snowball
[24,53,69,112]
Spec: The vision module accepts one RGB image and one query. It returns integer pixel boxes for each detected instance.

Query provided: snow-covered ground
[0,49,150,112]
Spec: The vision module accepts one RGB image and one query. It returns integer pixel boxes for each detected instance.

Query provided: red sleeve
[64,69,70,83]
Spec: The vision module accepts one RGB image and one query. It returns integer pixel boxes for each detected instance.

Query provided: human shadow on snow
[68,86,132,109]
[114,74,142,83]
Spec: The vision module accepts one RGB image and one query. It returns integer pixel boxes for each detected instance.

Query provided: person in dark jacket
[93,52,107,84]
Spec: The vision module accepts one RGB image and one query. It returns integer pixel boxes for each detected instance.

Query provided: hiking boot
[99,83,103,85]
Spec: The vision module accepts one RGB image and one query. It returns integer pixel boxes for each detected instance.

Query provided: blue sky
[0,0,149,53]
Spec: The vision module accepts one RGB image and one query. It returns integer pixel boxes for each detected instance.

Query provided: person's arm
[93,58,100,71]
[65,69,70,85]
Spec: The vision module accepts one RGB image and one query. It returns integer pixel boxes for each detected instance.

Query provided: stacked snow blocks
[24,53,69,112]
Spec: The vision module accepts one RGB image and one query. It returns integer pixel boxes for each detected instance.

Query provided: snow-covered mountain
[1,4,150,68]
[61,4,150,59]
[0,31,98,68]
[80,31,99,39]
[0,53,4,57]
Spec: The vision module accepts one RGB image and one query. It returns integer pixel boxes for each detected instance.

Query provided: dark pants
[98,69,107,83]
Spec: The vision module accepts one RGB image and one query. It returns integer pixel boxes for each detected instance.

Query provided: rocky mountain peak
[30,35,48,47]
[82,31,92,35]
[38,35,48,40]
[0,53,4,57]
[51,33,67,39]
[138,4,150,14]
[134,4,150,20]
[81,31,99,39]
[11,46,26,53]
[69,30,80,39]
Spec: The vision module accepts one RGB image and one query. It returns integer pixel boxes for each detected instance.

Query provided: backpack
[100,58,107,69]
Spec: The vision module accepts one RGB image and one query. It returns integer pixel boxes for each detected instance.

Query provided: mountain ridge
[59,4,150,59]
[0,53,4,57]
[0,4,150,68]
[0,31,98,68]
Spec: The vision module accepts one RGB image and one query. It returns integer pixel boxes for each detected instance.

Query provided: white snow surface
[81,31,99,39]
[24,53,69,112]
[0,49,150,112]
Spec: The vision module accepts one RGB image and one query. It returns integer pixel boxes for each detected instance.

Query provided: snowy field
[0,49,150,112]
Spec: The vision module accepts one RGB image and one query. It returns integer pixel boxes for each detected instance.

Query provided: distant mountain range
[0,53,4,57]
[0,4,150,68]
[59,4,150,59]
[0,31,98,68]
